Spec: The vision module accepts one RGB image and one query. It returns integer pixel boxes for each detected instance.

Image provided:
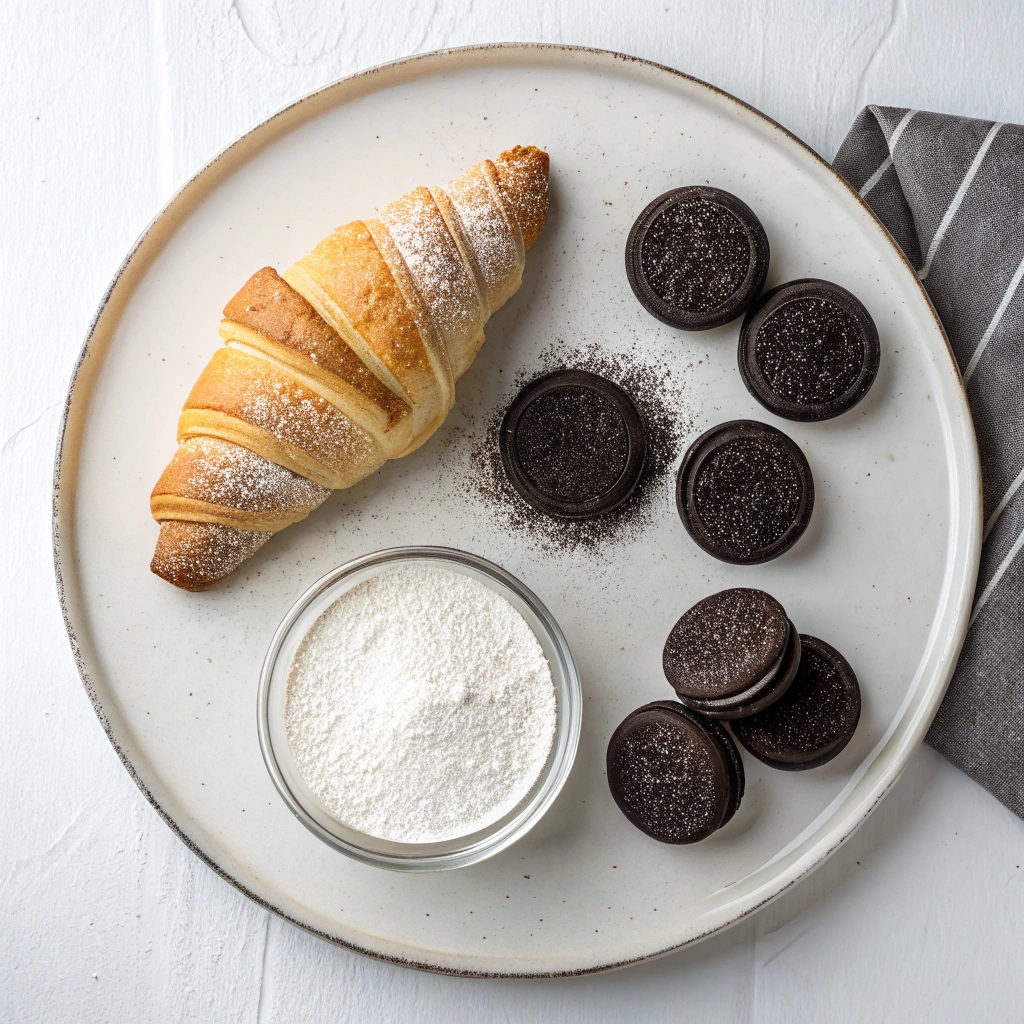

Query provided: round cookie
[500,369,647,519]
[631,702,746,824]
[626,187,770,331]
[738,278,880,421]
[664,589,789,700]
[676,420,814,564]
[663,588,800,719]
[607,701,744,843]
[731,635,861,770]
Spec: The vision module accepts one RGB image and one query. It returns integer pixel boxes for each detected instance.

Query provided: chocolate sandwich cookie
[731,635,861,770]
[683,626,802,720]
[739,278,880,421]
[500,369,646,519]
[663,588,800,719]
[676,420,814,564]
[607,701,744,844]
[626,187,770,331]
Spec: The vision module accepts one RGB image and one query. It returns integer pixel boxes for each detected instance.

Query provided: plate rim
[51,41,983,977]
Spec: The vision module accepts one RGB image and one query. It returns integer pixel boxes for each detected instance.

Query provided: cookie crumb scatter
[467,342,692,550]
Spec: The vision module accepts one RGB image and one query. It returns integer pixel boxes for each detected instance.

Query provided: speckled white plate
[54,44,981,976]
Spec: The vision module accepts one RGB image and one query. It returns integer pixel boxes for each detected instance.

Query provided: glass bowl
[257,546,581,872]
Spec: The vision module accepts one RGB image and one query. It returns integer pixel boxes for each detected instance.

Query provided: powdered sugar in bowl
[257,546,581,871]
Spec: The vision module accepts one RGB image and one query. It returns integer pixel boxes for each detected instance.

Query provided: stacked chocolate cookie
[732,635,862,771]
[497,186,880,845]
[607,702,744,844]
[607,589,861,843]
[604,187,879,844]
[663,590,802,718]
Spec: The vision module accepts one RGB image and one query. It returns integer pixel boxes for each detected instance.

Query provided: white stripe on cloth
[969,523,1024,628]
[984,462,1024,540]
[919,121,1004,281]
[856,110,917,200]
[963,248,1024,385]
[859,156,892,198]
[887,108,919,153]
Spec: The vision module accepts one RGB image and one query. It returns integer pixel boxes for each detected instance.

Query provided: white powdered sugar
[284,564,557,843]
[380,188,481,345]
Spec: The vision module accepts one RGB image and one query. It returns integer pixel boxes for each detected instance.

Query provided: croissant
[150,145,549,591]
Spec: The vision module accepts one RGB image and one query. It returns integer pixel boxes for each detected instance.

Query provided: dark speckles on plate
[469,343,692,552]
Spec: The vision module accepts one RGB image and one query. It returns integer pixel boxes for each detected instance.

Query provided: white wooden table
[5,1,1024,1019]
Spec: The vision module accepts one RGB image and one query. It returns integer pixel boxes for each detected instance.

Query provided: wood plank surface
[3,0,1024,1020]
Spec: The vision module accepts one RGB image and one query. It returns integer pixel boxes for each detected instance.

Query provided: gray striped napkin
[834,107,1024,816]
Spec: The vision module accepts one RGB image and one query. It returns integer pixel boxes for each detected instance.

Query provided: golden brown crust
[380,187,485,357]
[494,145,550,251]
[179,347,385,489]
[291,222,432,378]
[151,520,272,592]
[443,161,523,318]
[284,221,452,445]
[361,217,454,449]
[151,436,329,532]
[150,495,307,533]
[217,322,413,456]
[222,268,409,428]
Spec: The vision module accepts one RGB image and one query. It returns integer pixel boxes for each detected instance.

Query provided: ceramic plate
[54,44,981,976]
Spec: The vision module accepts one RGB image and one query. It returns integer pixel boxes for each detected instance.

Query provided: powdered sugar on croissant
[150,145,550,590]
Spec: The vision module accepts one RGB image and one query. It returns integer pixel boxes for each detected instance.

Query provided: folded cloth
[835,107,1024,817]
